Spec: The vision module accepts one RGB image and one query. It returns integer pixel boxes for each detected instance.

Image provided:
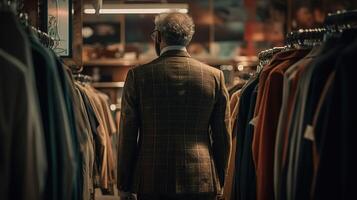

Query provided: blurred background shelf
[84,58,150,67]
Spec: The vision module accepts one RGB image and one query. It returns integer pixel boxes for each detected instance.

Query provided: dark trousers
[137,193,217,200]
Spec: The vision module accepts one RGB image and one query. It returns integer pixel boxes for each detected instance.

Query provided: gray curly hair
[154,12,195,46]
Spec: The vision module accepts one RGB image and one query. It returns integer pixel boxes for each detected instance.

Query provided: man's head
[152,12,195,55]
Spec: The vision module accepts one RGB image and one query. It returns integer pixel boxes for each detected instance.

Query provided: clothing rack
[256,47,285,72]
[258,47,285,62]
[30,25,55,49]
[284,10,357,48]
[325,9,357,26]
[255,10,357,74]
[285,28,326,48]
[1,0,56,49]
[325,10,357,33]
[257,29,326,72]
[228,10,357,200]
[17,3,55,49]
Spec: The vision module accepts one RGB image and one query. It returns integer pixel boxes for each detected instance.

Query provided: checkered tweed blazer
[117,50,231,195]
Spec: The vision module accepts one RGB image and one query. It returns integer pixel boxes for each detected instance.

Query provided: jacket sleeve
[210,71,232,188]
[117,69,140,192]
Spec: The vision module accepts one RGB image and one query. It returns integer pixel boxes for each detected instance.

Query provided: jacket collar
[160,50,191,58]
[160,45,187,55]
[160,45,190,58]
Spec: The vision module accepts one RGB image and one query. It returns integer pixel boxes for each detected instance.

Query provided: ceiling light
[84,9,96,14]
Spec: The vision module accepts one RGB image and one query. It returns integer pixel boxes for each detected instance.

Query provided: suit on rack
[117,50,231,200]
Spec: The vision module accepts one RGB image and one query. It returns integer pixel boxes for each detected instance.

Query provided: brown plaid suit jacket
[117,50,231,195]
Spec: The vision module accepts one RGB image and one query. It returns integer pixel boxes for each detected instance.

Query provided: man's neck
[160,45,187,56]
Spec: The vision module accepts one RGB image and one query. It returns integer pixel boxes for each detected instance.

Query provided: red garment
[253,49,310,200]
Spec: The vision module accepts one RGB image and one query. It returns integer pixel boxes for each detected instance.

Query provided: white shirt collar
[160,45,187,56]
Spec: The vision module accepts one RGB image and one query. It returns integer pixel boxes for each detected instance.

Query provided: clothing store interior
[1,0,357,199]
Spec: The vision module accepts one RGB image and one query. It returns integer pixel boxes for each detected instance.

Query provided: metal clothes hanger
[286,28,325,48]
[323,10,357,41]
[256,47,285,73]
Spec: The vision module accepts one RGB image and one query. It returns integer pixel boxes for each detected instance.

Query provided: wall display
[83,22,121,45]
[47,0,72,57]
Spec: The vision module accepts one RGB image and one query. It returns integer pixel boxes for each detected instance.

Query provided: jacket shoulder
[130,57,222,78]
[189,58,222,76]
[130,57,162,73]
